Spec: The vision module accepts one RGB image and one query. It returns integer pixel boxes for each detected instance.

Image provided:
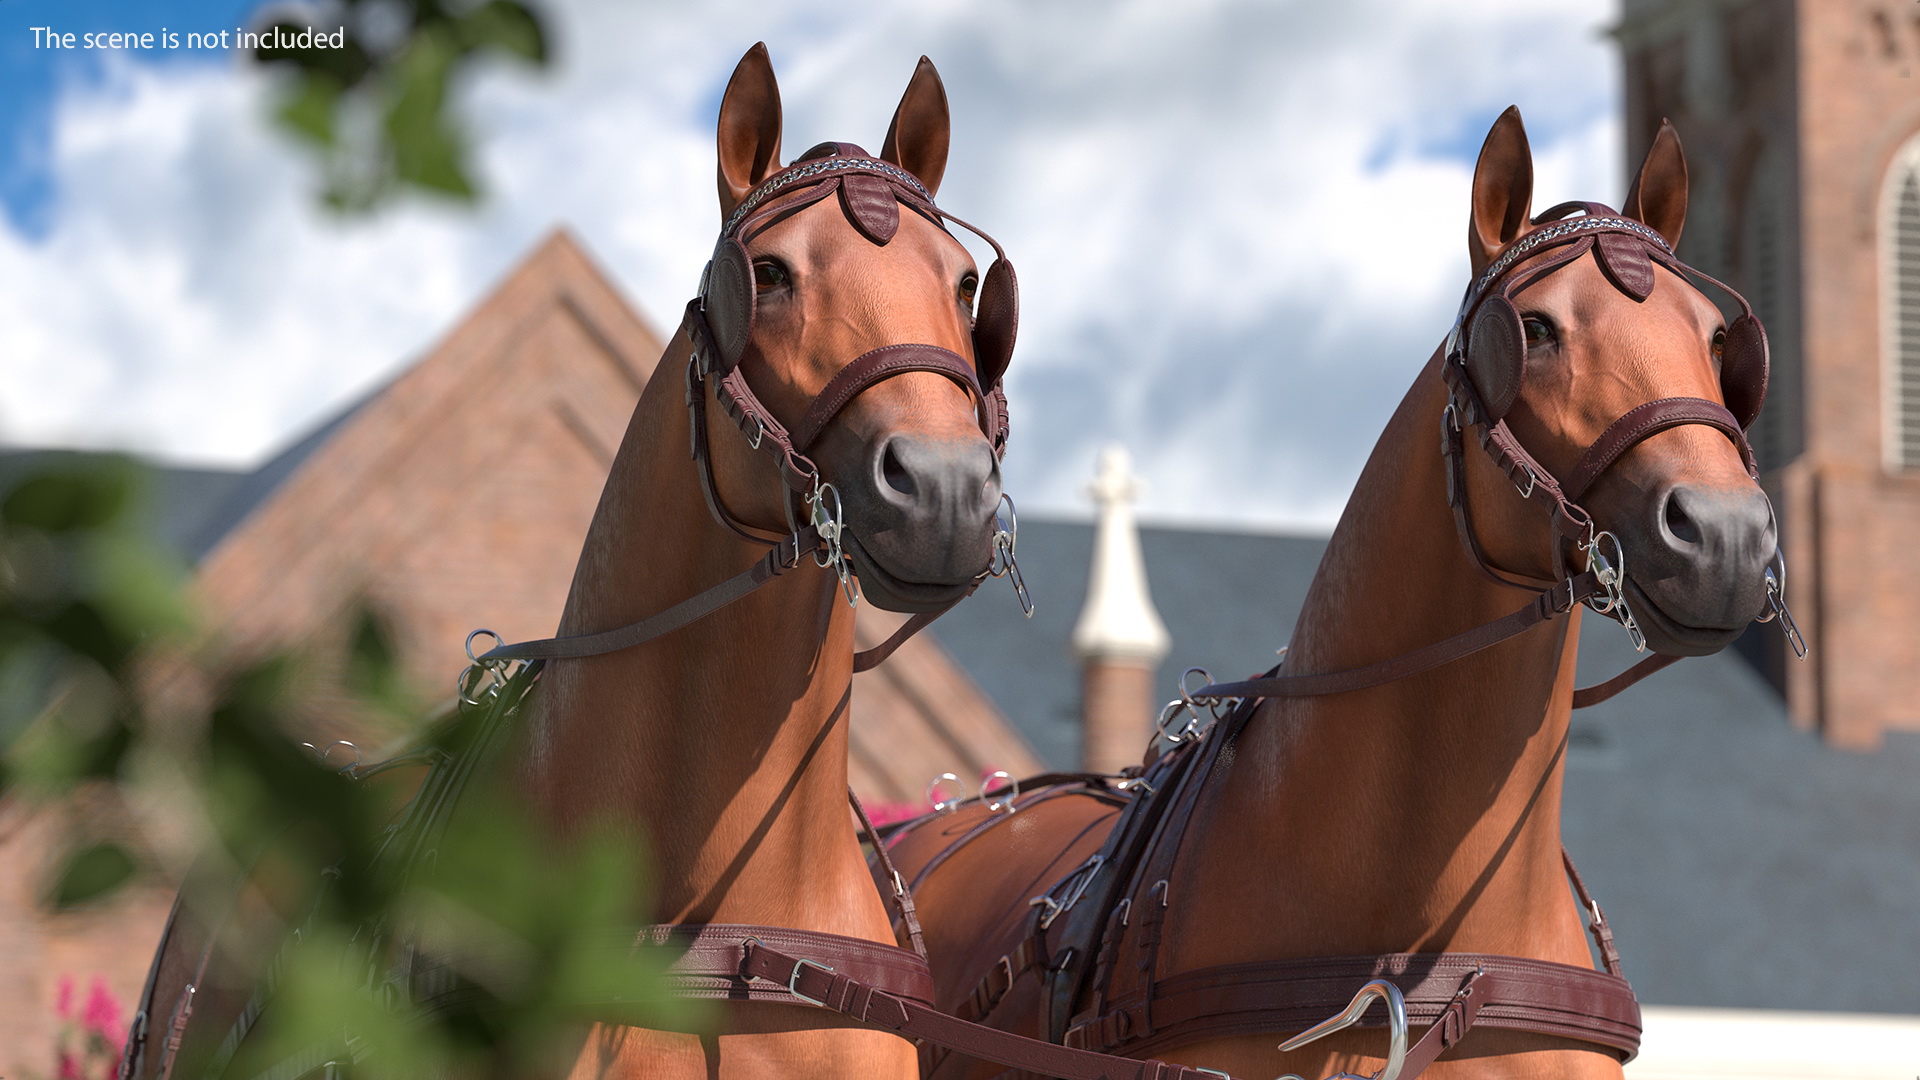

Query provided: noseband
[1197,201,1803,707]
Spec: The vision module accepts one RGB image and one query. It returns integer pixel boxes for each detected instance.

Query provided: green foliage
[0,458,694,1074]
[249,0,550,211]
[49,840,138,909]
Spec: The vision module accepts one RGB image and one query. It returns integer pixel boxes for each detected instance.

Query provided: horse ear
[1623,119,1687,249]
[717,43,783,218]
[881,56,949,197]
[1468,106,1534,276]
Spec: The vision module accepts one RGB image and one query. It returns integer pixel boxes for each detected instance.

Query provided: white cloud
[0,0,1622,530]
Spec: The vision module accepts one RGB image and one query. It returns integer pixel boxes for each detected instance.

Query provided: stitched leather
[789,344,984,454]
[1560,397,1754,505]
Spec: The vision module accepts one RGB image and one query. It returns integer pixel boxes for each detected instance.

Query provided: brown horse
[531,44,1005,1080]
[121,44,1014,1080]
[887,108,1782,1080]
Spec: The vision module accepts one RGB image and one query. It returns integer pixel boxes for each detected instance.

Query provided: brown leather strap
[849,789,928,960]
[1569,653,1679,709]
[1068,952,1639,1064]
[477,530,820,663]
[1561,397,1755,504]
[1562,848,1624,978]
[853,607,951,673]
[1394,968,1493,1079]
[1195,573,1598,701]
[740,940,1241,1080]
[790,344,984,455]
[640,924,935,1006]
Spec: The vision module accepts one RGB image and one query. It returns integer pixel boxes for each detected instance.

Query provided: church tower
[1617,0,1920,748]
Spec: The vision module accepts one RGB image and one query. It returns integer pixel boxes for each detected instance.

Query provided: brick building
[0,230,1038,1074]
[1617,0,1920,747]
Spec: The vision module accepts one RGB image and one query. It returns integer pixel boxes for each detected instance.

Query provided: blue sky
[0,0,1622,530]
[0,0,258,234]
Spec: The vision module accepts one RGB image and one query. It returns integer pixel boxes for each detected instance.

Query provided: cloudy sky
[0,0,1622,531]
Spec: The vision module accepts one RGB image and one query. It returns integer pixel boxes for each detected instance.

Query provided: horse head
[693,44,1014,613]
[1450,106,1780,657]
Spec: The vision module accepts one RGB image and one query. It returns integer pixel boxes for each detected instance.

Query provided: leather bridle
[471,143,1026,675]
[1196,201,1805,709]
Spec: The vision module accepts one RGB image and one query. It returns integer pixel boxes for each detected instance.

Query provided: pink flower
[81,977,121,1040]
[55,975,76,1019]
[58,1050,81,1080]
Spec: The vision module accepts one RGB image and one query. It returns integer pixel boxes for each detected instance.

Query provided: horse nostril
[882,441,917,498]
[1664,490,1702,545]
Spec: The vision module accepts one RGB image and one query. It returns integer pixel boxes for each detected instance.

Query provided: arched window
[1883,134,1920,471]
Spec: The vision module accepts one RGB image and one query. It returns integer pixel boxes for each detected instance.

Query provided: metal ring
[927,772,964,814]
[456,664,500,707]
[1154,699,1198,744]
[1179,668,1215,706]
[319,741,361,768]
[464,629,502,664]
[981,771,1019,814]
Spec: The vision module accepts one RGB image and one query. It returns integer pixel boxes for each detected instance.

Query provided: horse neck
[520,331,877,931]
[1184,350,1591,963]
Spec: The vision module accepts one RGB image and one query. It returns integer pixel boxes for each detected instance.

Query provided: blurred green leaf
[278,75,343,146]
[459,1,546,62]
[3,469,132,532]
[51,840,138,909]
[249,0,548,212]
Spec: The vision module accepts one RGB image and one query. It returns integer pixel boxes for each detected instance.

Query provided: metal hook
[807,480,857,606]
[1764,567,1808,659]
[990,494,1034,617]
[981,770,1019,814]
[927,773,964,814]
[1275,978,1409,1080]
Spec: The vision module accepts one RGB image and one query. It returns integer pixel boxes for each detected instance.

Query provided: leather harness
[904,205,1809,1078]
[173,200,1814,1080]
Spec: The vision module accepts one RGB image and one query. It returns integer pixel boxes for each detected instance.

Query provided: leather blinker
[1719,313,1769,430]
[1466,293,1526,420]
[704,235,756,372]
[973,257,1019,388]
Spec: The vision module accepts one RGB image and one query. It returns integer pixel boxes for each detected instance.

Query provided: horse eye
[1521,317,1553,348]
[753,261,788,291]
[1711,328,1728,358]
[958,273,979,309]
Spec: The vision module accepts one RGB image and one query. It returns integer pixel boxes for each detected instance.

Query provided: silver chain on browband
[722,156,934,238]
[1464,215,1671,308]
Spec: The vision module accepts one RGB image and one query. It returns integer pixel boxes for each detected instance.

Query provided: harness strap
[1063,952,1639,1064]
[849,788,927,960]
[1570,652,1680,709]
[1195,572,1599,701]
[739,940,1241,1080]
[476,529,820,663]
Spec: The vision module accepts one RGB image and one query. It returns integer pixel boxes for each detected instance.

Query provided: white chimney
[1072,445,1170,772]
